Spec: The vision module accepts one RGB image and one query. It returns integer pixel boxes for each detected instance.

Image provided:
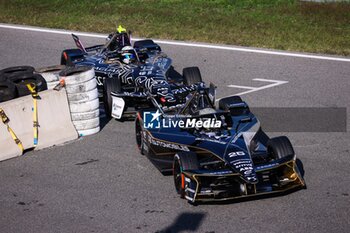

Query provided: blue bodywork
[61,32,204,109]
[136,90,306,202]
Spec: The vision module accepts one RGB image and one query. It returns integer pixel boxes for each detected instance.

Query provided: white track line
[1,23,350,63]
[226,84,256,90]
[226,79,289,96]
[0,24,107,38]
[153,42,350,63]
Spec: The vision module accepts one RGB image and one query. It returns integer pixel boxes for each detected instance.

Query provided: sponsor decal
[95,76,104,86]
[195,138,226,145]
[228,151,245,157]
[143,110,162,129]
[172,83,205,95]
[255,163,279,170]
[147,136,190,151]
[229,158,257,182]
[94,65,134,84]
[143,110,222,129]
[207,170,233,175]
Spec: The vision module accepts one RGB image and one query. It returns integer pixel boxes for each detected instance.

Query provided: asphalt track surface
[0,25,349,233]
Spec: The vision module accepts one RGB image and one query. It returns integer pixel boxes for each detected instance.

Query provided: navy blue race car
[135,88,306,203]
[60,26,205,118]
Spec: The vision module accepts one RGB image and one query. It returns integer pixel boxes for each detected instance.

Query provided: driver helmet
[121,46,136,64]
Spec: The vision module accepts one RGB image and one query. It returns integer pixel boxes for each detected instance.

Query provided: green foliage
[0,0,349,55]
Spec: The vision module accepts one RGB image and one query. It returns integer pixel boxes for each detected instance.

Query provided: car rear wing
[71,34,104,54]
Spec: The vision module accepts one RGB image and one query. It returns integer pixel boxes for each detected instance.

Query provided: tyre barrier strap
[26,83,39,146]
[0,108,24,152]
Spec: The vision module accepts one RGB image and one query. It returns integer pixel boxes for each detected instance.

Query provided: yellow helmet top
[117,25,127,33]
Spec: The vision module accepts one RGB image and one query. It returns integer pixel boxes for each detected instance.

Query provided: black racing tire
[133,39,156,48]
[60,49,82,66]
[10,73,48,97]
[173,152,199,199]
[218,96,243,111]
[103,77,122,118]
[0,66,34,79]
[135,118,146,155]
[0,81,17,103]
[0,75,7,82]
[182,67,202,86]
[267,136,295,160]
[103,78,113,118]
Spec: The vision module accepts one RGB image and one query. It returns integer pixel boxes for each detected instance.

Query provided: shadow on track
[156,212,206,233]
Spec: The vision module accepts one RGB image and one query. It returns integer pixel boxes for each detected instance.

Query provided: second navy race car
[60,25,205,118]
[135,87,306,203]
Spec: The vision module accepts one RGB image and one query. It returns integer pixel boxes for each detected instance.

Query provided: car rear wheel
[135,118,146,155]
[182,67,202,85]
[267,136,295,160]
[218,96,251,116]
[103,77,121,118]
[218,96,243,110]
[173,152,199,199]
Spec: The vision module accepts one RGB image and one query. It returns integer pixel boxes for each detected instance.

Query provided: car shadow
[156,212,206,233]
[296,158,305,178]
[99,104,111,130]
[194,186,306,206]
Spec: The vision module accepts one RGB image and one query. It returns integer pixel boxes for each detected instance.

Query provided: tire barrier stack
[0,66,48,103]
[0,86,78,162]
[36,65,66,90]
[0,65,100,161]
[59,66,100,137]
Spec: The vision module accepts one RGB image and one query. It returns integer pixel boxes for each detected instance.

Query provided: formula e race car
[135,88,306,203]
[60,25,205,118]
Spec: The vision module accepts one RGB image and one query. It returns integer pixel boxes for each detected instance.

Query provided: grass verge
[0,0,349,56]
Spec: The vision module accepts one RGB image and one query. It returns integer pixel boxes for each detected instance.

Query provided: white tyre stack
[35,65,66,90]
[59,66,100,137]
